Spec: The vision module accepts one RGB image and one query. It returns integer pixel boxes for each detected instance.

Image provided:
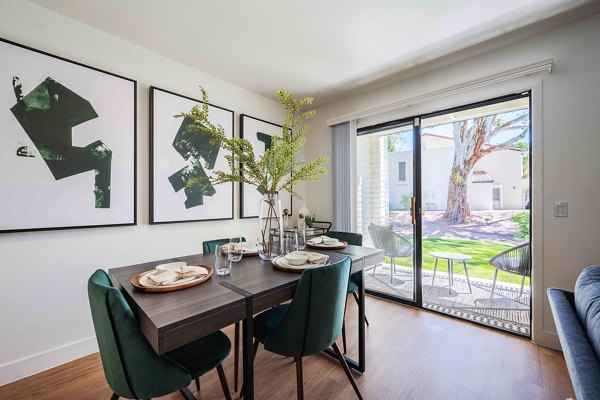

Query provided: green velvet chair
[202,237,245,393]
[202,237,247,254]
[326,231,369,354]
[246,257,363,400]
[88,269,232,400]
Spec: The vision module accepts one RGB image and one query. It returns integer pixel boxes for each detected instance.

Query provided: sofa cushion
[575,265,600,359]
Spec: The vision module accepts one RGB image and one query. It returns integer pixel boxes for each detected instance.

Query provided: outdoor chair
[489,242,531,298]
[326,231,369,354]
[368,223,413,283]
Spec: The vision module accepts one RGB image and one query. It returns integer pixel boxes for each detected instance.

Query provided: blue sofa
[548,265,600,400]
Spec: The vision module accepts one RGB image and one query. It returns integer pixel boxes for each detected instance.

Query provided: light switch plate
[554,201,568,217]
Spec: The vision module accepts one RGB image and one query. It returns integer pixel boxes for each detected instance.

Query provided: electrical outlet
[554,201,568,217]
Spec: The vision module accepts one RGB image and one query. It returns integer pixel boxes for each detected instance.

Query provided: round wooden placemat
[306,240,348,250]
[131,264,213,292]
[271,256,330,273]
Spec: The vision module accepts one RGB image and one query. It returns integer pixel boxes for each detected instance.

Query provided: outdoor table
[430,251,473,294]
[109,245,384,400]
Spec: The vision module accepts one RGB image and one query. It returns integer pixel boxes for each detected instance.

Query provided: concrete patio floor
[364,263,531,336]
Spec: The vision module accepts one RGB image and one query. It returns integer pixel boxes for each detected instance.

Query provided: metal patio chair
[368,223,413,283]
[489,242,531,298]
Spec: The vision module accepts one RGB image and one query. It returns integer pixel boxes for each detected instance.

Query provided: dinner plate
[155,261,187,272]
[306,240,348,250]
[221,243,259,256]
[272,255,330,273]
[131,265,213,292]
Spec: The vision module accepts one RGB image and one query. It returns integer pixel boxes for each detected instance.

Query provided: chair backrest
[88,270,190,399]
[327,231,363,246]
[264,257,351,358]
[368,223,412,257]
[203,237,247,253]
[489,242,531,276]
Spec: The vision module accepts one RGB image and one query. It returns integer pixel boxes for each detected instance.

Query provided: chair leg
[240,339,260,399]
[490,269,498,299]
[110,394,119,400]
[179,387,196,400]
[372,263,377,277]
[331,342,364,400]
[390,257,395,283]
[519,276,526,297]
[352,291,369,326]
[432,257,438,285]
[463,260,472,294]
[342,320,347,354]
[295,357,304,400]
[195,377,200,392]
[234,321,240,392]
[216,363,233,400]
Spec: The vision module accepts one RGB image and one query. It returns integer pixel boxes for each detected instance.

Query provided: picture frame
[239,114,293,218]
[150,87,234,224]
[0,38,137,234]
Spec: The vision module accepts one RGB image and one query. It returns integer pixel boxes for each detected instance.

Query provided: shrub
[512,212,530,239]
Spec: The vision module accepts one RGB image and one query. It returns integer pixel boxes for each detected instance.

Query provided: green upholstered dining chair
[245,257,363,400]
[202,237,245,393]
[88,269,233,400]
[326,231,369,354]
[202,237,247,254]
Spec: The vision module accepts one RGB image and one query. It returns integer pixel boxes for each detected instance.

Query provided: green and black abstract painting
[168,117,219,208]
[10,77,112,208]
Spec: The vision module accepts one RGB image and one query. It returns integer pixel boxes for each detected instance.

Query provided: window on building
[398,161,406,182]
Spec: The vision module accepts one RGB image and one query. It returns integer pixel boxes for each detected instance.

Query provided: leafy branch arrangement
[176,87,328,199]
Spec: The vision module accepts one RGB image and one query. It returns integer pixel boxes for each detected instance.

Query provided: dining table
[108,244,384,400]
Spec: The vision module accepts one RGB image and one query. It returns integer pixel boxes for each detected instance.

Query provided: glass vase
[258,193,283,260]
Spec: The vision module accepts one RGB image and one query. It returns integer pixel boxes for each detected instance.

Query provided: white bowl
[285,252,309,266]
[155,261,187,272]
[323,238,339,245]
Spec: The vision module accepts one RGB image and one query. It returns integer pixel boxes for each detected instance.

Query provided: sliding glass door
[357,119,419,304]
[357,93,532,337]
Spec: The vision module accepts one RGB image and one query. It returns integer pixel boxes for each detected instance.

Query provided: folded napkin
[297,251,329,264]
[148,266,207,285]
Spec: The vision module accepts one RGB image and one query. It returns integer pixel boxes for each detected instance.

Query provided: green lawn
[386,237,530,286]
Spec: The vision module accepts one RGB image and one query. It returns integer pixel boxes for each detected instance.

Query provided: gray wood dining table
[109,245,384,400]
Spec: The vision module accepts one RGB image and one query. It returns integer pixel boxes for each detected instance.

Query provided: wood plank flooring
[0,296,574,400]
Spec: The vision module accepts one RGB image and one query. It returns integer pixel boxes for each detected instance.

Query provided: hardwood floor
[0,296,574,400]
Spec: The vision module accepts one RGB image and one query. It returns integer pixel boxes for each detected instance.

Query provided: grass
[386,237,530,286]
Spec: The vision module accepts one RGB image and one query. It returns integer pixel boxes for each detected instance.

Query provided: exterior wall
[475,150,525,210]
[356,135,389,239]
[469,182,493,210]
[388,151,413,210]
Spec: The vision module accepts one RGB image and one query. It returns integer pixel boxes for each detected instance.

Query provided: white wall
[476,150,524,210]
[0,0,286,385]
[306,12,600,348]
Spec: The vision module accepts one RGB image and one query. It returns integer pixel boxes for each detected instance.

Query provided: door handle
[410,196,416,225]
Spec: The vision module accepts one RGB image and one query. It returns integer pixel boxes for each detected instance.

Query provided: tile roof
[473,170,494,183]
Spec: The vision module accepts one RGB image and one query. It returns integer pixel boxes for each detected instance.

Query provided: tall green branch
[176,87,328,200]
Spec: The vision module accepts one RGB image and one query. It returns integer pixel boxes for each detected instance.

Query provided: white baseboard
[0,336,98,386]
[533,329,561,350]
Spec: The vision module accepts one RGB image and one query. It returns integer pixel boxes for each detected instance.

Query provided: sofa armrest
[547,288,600,400]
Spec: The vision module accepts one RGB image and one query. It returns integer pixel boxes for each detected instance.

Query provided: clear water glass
[283,232,297,255]
[228,237,243,262]
[295,229,306,251]
[214,245,230,275]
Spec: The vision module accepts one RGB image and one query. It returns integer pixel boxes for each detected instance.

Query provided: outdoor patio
[364,263,531,336]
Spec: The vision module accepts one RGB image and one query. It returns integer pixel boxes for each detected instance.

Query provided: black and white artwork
[240,114,292,218]
[0,38,136,233]
[150,87,234,224]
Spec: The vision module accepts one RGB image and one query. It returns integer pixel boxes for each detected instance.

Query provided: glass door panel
[357,121,417,303]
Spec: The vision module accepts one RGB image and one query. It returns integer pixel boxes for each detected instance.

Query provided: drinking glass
[283,232,297,255]
[228,237,243,263]
[295,228,306,251]
[214,245,230,275]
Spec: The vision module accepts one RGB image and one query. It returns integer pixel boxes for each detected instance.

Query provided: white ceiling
[29,0,598,105]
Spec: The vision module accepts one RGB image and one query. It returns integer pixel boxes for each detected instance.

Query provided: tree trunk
[443,165,471,224]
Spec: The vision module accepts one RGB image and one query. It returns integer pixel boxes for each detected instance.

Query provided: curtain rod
[326,58,553,127]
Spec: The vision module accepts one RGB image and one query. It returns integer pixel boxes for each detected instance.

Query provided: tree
[443,112,529,224]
